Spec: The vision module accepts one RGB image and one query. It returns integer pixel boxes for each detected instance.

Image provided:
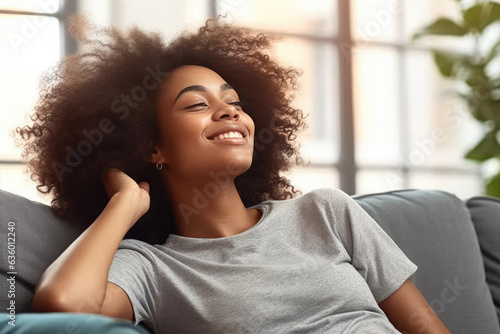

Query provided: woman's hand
[101,168,151,221]
[33,169,151,317]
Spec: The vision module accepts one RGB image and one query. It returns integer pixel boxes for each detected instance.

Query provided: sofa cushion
[0,312,153,334]
[354,189,500,334]
[0,190,85,312]
[466,195,500,322]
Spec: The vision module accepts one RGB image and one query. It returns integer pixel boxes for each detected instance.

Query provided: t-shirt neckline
[164,202,270,244]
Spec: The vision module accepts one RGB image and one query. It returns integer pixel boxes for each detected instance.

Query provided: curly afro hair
[16,17,306,243]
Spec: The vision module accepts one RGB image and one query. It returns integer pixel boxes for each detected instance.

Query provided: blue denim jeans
[0,313,153,334]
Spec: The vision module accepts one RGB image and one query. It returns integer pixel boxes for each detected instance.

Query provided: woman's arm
[379,279,450,334]
[32,169,150,320]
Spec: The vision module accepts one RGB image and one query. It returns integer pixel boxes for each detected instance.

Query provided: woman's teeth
[214,131,243,140]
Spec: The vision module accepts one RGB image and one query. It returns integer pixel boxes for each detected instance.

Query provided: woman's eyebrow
[173,83,234,104]
[220,83,233,91]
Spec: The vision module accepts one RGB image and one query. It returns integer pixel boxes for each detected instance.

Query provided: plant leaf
[433,50,466,77]
[465,130,500,161]
[482,2,500,31]
[470,98,500,122]
[486,171,500,197]
[464,2,500,32]
[463,4,489,31]
[413,18,468,40]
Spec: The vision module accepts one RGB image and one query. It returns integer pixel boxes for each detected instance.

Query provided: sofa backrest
[354,189,500,334]
[466,196,500,323]
[0,190,85,313]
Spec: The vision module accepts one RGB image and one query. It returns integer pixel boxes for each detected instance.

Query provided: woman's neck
[165,176,261,239]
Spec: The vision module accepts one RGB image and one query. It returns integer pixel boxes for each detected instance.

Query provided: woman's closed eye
[186,102,208,109]
[229,101,242,109]
[186,101,241,110]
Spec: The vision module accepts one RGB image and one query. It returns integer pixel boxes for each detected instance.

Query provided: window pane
[405,50,483,168]
[287,166,339,194]
[274,38,339,164]
[216,0,337,36]
[0,0,59,13]
[353,47,400,165]
[0,14,61,160]
[351,0,401,43]
[357,169,482,198]
[101,0,210,33]
[408,170,482,199]
[0,164,50,204]
[356,169,405,195]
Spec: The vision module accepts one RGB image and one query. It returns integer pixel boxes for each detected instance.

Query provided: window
[215,0,483,198]
[351,0,482,198]
[0,0,75,203]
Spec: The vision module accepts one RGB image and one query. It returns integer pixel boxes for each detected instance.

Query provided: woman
[19,18,449,333]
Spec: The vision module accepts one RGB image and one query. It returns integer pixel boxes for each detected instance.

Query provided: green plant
[413,0,500,197]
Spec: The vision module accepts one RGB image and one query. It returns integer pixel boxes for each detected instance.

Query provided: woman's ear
[150,145,166,164]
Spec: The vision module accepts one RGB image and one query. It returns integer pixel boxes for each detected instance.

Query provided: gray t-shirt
[108,188,417,333]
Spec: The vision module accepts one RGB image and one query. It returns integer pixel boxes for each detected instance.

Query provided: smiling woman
[15,16,305,241]
[15,16,449,334]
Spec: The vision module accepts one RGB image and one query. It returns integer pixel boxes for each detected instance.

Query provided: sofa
[0,188,499,333]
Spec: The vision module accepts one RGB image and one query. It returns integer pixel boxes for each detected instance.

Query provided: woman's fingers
[101,168,148,199]
[138,181,150,194]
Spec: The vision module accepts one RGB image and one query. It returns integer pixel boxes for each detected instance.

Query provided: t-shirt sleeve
[319,188,418,303]
[108,239,160,329]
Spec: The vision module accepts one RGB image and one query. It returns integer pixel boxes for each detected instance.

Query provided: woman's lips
[211,131,244,141]
[206,124,248,141]
[210,135,247,145]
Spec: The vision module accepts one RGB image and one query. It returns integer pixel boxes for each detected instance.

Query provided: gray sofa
[0,188,499,333]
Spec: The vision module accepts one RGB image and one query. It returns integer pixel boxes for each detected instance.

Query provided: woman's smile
[206,123,248,145]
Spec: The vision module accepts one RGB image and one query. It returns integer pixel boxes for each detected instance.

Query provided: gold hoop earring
[156,163,163,171]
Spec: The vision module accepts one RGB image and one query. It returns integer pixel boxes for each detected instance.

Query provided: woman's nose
[212,104,240,121]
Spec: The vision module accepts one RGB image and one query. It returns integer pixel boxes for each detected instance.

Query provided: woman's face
[154,65,255,180]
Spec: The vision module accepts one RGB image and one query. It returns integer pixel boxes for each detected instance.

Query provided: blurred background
[0,0,493,204]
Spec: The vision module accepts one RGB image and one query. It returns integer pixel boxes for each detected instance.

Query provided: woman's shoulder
[292,187,353,206]
[303,187,350,199]
[258,188,354,215]
[117,238,164,255]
